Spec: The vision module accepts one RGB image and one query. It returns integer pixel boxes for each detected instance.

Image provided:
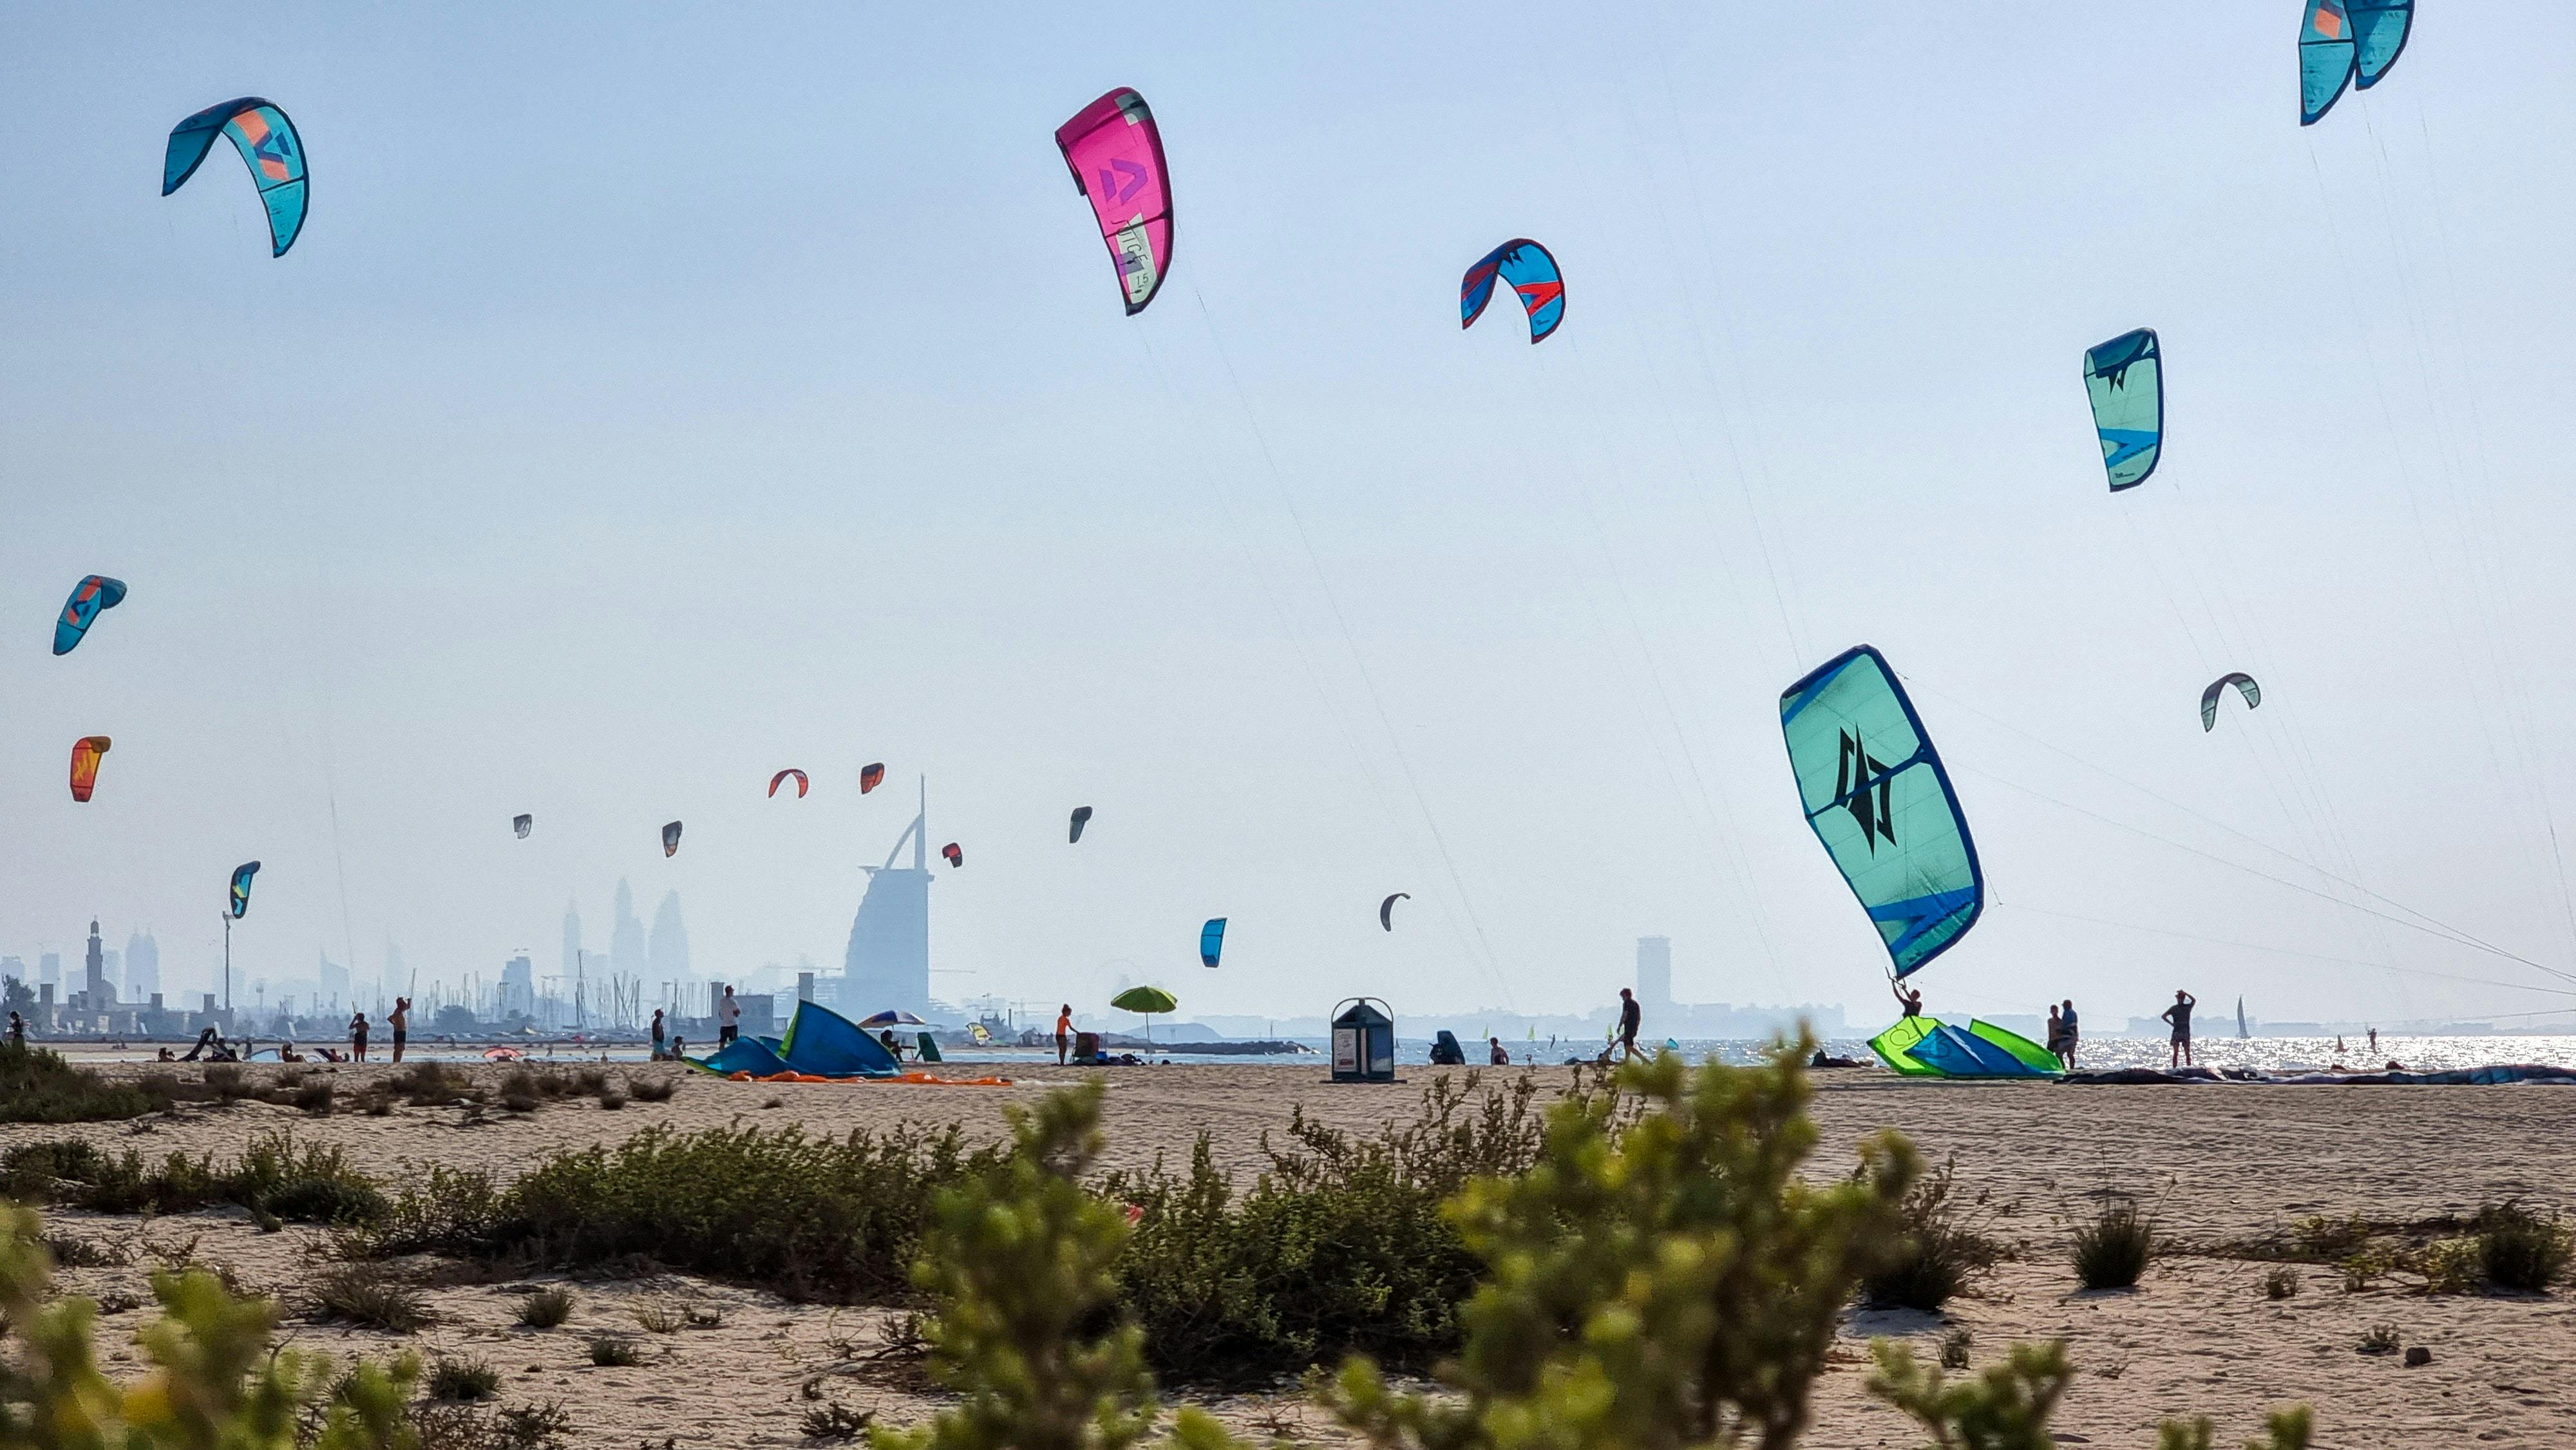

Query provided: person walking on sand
[717,986,740,1047]
[1055,1004,1074,1066]
[1488,1035,1510,1066]
[1616,988,1643,1061]
[2059,999,2080,1070]
[650,1008,667,1061]
[388,997,410,1063]
[2162,989,2197,1068]
[349,1010,369,1062]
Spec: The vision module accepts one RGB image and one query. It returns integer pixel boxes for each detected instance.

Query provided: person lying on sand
[1808,1048,1864,1068]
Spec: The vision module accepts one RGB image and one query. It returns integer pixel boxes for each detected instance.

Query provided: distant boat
[2237,997,2249,1039]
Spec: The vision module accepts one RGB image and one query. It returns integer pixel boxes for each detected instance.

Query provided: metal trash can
[1329,997,1396,1082]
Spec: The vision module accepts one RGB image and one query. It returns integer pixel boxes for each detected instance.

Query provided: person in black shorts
[2162,990,2196,1068]
[349,1010,369,1062]
[1616,988,1642,1061]
[389,997,410,1063]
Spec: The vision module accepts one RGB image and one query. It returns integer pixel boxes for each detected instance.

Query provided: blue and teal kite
[164,98,308,257]
[228,860,261,919]
[1778,645,1982,978]
[2301,1,2414,127]
[2083,328,2163,491]
[1200,918,1226,968]
[53,576,127,656]
[1460,240,1564,344]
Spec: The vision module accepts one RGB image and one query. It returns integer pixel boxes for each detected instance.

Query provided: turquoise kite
[163,98,308,257]
[2301,1,2412,127]
[1200,918,1226,968]
[1460,240,1564,344]
[228,861,261,919]
[2201,672,2262,731]
[53,576,127,656]
[2083,329,2162,491]
[1778,645,1983,978]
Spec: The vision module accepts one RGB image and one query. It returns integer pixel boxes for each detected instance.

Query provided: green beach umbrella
[1110,985,1178,1043]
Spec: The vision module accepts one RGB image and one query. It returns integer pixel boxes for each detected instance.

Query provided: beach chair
[916,1031,943,1063]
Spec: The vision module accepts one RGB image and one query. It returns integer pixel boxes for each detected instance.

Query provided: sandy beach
[10,1060,2573,1448]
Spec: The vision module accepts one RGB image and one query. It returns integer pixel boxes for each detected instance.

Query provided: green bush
[1112,1071,1553,1382]
[428,1355,502,1402]
[587,1335,641,1367]
[0,1041,153,1124]
[3,1129,385,1225]
[0,1200,423,1447]
[2474,1202,2571,1292]
[369,1122,1006,1301]
[629,1075,678,1104]
[2073,1200,2155,1290]
[308,1262,431,1332]
[1862,1156,2007,1311]
[515,1286,574,1328]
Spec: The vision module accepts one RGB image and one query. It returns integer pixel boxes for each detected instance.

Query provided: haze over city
[6,3,2576,1035]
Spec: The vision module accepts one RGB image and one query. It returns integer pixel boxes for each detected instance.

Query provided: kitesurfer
[1893,981,1924,1019]
[2163,990,2197,1068]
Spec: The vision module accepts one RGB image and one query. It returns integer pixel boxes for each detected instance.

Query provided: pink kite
[1055,89,1173,315]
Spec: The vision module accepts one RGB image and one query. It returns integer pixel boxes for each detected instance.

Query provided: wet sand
[13,1061,2575,1447]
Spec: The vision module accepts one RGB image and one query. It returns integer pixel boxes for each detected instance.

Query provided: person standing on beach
[1488,1035,1510,1066]
[2060,999,2080,1069]
[717,986,740,1046]
[1055,1004,1074,1066]
[6,1012,21,1048]
[2045,1004,2065,1064]
[649,1008,667,1061]
[388,997,410,1063]
[2367,1026,2378,1055]
[1616,988,1642,1061]
[2162,990,2197,1068]
[349,1010,368,1063]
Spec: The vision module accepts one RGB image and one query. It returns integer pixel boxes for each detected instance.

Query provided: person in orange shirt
[1056,1004,1074,1066]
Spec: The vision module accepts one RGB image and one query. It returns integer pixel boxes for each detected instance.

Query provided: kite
[942,842,962,868]
[1379,892,1409,931]
[1460,240,1565,344]
[163,98,308,256]
[229,861,261,919]
[2083,329,2163,491]
[2200,672,2262,731]
[1056,89,1173,315]
[662,821,683,857]
[1200,917,1226,968]
[860,763,886,794]
[69,737,111,803]
[53,576,128,656]
[769,768,809,799]
[1778,645,1984,979]
[513,814,532,838]
[1069,805,1093,843]
[2302,0,2412,124]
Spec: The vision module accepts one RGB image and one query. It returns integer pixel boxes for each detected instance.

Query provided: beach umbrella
[860,1010,929,1028]
[1110,985,1177,1044]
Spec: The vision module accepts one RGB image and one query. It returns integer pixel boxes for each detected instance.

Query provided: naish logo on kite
[1098,158,1150,205]
[1836,729,1896,852]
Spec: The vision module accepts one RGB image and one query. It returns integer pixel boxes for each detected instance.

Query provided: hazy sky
[6,3,2576,1029]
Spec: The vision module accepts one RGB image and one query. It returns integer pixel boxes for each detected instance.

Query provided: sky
[5,3,2576,1031]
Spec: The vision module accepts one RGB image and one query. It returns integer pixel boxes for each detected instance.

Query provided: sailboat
[2237,997,2249,1039]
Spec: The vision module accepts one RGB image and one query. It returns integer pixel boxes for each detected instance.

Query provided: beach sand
[12,1060,2574,1447]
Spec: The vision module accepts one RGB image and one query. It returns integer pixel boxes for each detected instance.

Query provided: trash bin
[1330,998,1396,1082]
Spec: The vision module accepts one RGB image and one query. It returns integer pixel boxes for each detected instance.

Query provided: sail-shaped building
[840,777,932,1017]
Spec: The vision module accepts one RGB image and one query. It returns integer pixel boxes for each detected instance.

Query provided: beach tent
[693,1035,791,1078]
[779,1001,902,1077]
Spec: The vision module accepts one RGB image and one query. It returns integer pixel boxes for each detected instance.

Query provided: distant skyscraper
[317,950,350,1012]
[101,949,121,997]
[83,922,107,1005]
[123,932,160,999]
[1636,936,1673,1012]
[649,893,690,984]
[611,880,646,983]
[0,957,23,990]
[38,952,58,989]
[502,954,535,1019]
[562,899,583,983]
[844,778,932,1016]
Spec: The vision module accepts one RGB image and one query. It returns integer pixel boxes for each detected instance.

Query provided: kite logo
[1836,730,1896,852]
[1099,158,1150,205]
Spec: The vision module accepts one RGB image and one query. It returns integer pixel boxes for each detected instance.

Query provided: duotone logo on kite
[1836,730,1895,852]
